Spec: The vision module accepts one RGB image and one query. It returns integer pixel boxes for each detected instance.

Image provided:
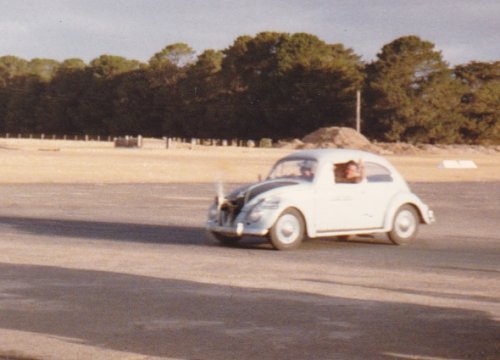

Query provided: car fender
[383,191,431,229]
[262,197,313,236]
[283,201,315,238]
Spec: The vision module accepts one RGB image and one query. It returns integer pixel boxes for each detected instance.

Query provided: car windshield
[268,158,318,182]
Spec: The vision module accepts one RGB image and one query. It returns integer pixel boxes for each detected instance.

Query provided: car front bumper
[206,221,269,237]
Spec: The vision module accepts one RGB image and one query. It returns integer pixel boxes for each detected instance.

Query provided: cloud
[0,20,29,35]
[0,0,498,65]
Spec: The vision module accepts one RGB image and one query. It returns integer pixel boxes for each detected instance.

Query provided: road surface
[0,182,498,360]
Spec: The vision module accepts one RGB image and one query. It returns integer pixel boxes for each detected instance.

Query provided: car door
[314,162,368,232]
[315,161,399,232]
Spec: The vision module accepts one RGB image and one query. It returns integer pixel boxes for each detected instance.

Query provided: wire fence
[0,133,274,149]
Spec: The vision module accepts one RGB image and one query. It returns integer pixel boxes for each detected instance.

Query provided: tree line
[0,33,498,144]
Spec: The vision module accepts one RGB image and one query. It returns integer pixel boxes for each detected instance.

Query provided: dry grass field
[1,138,499,183]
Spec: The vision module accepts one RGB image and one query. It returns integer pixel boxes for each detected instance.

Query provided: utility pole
[356,90,361,133]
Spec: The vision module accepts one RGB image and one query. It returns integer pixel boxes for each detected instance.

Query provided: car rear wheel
[388,205,419,245]
[210,232,241,247]
[269,208,305,250]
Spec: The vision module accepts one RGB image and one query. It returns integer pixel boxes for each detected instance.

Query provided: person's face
[345,164,359,178]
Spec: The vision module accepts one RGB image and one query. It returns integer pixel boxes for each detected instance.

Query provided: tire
[388,204,419,245]
[269,208,305,250]
[210,232,241,247]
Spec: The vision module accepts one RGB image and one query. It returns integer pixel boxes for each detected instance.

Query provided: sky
[1,0,499,66]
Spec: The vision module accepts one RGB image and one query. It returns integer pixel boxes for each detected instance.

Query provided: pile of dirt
[302,127,371,148]
[276,126,499,155]
[277,126,383,152]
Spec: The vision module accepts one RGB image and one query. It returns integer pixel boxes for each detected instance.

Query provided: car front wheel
[388,205,419,245]
[269,208,305,250]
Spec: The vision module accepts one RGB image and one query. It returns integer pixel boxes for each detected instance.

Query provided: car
[206,149,435,250]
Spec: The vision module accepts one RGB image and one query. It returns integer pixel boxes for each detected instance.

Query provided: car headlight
[208,205,218,220]
[248,208,262,223]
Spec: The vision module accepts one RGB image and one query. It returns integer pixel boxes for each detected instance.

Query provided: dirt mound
[303,127,370,147]
[295,126,383,152]
[276,127,499,155]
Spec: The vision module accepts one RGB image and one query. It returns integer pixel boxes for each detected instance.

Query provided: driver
[300,164,314,180]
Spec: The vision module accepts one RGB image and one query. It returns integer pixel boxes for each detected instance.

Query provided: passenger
[343,160,364,183]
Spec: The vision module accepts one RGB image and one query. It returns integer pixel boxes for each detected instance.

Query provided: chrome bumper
[206,221,268,236]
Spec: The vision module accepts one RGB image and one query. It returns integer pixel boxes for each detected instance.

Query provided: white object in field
[439,160,477,169]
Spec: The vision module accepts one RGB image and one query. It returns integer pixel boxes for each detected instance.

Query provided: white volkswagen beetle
[206,149,435,250]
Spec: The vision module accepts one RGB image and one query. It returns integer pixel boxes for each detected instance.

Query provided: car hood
[227,179,301,203]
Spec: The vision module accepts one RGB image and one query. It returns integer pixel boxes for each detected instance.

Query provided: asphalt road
[0,182,499,360]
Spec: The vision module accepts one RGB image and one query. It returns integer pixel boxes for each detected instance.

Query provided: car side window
[334,161,364,184]
[364,162,393,182]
